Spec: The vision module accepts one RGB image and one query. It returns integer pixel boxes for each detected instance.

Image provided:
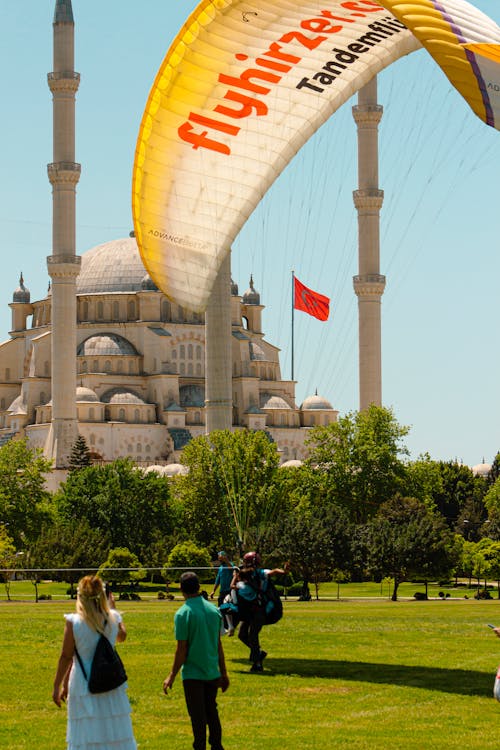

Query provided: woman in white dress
[52,575,137,749]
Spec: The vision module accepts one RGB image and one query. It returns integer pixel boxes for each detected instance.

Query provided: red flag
[293,276,330,321]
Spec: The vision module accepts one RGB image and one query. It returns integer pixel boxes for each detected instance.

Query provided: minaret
[352,78,385,410]
[45,0,81,467]
[205,252,232,432]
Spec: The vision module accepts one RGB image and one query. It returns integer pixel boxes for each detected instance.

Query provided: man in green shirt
[163,572,229,750]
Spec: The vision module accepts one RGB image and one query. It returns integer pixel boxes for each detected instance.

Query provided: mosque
[0,1,338,471]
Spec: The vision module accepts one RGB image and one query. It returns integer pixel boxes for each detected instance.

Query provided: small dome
[472,461,491,477]
[141,273,158,291]
[242,275,260,305]
[13,273,30,304]
[164,463,189,476]
[280,459,303,468]
[231,278,239,296]
[101,388,146,405]
[301,392,333,410]
[260,393,291,410]
[250,342,266,361]
[77,333,138,357]
[76,386,99,403]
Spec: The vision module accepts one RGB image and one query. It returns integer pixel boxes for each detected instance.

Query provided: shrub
[414,592,427,601]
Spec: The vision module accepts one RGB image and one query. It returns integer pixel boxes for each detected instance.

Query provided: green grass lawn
[1,597,500,749]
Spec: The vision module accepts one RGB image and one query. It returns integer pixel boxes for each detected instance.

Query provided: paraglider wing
[378,0,500,129]
[132,0,421,312]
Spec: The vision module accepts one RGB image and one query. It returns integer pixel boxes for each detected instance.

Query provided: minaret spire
[45,0,81,468]
[352,78,385,410]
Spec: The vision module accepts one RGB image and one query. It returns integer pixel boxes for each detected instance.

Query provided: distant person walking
[164,571,229,750]
[210,551,237,634]
[52,574,136,749]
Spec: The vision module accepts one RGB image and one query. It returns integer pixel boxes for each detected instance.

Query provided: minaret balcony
[352,103,383,126]
[353,274,386,298]
[353,188,384,212]
[47,71,80,93]
[47,255,81,280]
[47,162,81,185]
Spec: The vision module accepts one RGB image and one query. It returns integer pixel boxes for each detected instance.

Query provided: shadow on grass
[233,657,492,697]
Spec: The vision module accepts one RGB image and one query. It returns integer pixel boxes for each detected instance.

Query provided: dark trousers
[183,679,224,750]
[238,609,266,663]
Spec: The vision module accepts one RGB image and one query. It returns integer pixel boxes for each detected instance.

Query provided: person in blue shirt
[210,551,236,633]
[164,572,229,750]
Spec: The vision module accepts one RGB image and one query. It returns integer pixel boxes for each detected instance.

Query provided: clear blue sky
[0,1,498,468]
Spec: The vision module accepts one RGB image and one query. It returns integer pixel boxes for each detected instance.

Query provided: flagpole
[291,269,295,382]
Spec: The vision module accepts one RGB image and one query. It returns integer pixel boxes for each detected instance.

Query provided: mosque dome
[101,388,146,405]
[231,278,239,296]
[77,237,147,294]
[242,275,260,305]
[301,392,334,410]
[260,393,291,410]
[77,333,138,357]
[12,273,30,304]
[280,459,303,468]
[471,461,491,477]
[76,386,99,402]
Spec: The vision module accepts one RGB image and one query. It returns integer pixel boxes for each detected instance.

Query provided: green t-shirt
[174,595,222,681]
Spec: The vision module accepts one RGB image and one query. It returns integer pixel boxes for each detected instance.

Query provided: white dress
[65,612,137,750]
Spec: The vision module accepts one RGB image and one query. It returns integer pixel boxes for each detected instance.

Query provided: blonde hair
[76,575,111,634]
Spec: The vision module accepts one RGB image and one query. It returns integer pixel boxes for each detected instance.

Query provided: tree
[364,496,454,601]
[0,523,16,600]
[306,405,409,523]
[68,434,92,471]
[99,547,146,595]
[55,459,175,559]
[0,438,53,547]
[272,504,352,600]
[487,452,500,487]
[430,461,480,530]
[27,519,111,594]
[176,429,284,552]
[164,541,213,584]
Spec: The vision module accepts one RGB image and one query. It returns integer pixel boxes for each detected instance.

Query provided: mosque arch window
[196,346,202,360]
[188,363,193,375]
[161,300,171,322]
[196,363,202,376]
[128,300,136,320]
[180,345,185,359]
[89,407,95,421]
[194,411,201,424]
[188,344,193,359]
[117,360,123,373]
[172,349,177,360]
[260,367,265,380]
[113,301,120,320]
[93,360,98,372]
[82,301,89,320]
[119,408,125,421]
[136,443,142,453]
[81,361,88,373]
[134,409,140,422]
[128,361,135,374]
[280,414,286,426]
[146,444,151,453]
[268,367,273,380]
[97,301,104,319]
[180,363,185,375]
[104,360,112,373]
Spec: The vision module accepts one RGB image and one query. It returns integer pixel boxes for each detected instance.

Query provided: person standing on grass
[52,574,136,750]
[164,571,229,750]
[236,552,289,673]
[210,551,236,633]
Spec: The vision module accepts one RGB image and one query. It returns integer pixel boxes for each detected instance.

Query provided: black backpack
[236,572,283,626]
[75,622,127,694]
